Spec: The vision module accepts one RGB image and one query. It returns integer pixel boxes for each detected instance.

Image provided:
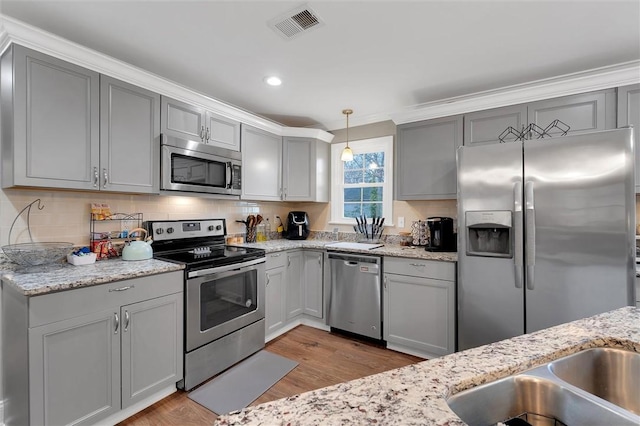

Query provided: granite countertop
[239,239,458,262]
[0,257,184,296]
[216,306,639,426]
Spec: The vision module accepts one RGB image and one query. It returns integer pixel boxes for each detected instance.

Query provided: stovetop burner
[144,219,265,270]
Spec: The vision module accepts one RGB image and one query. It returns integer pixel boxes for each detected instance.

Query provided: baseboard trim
[97,385,177,426]
[265,315,329,343]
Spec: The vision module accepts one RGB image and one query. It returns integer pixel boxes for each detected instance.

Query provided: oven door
[185,258,265,352]
[161,142,241,196]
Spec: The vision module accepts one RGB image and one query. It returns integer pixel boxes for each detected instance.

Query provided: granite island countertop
[237,239,457,262]
[216,306,640,426]
[0,256,184,296]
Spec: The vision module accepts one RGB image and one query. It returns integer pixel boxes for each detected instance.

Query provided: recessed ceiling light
[264,76,282,86]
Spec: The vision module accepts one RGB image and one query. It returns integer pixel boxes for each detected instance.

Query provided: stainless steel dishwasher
[328,252,382,340]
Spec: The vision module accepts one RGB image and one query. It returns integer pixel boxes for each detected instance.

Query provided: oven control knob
[167,227,174,234]
[208,225,223,231]
[155,228,164,235]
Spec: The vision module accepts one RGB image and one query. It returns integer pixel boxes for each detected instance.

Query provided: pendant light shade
[341,109,354,162]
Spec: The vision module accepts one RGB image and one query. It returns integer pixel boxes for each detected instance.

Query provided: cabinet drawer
[384,257,455,281]
[266,251,288,270]
[29,271,183,327]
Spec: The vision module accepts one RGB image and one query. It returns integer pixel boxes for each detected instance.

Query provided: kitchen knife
[363,213,368,239]
[377,217,385,238]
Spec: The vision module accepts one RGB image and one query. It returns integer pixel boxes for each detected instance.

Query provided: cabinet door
[383,273,455,357]
[464,104,528,146]
[241,125,282,201]
[161,96,205,142]
[265,265,286,333]
[396,115,463,200]
[617,84,640,192]
[29,309,120,425]
[527,90,615,136]
[303,250,324,318]
[204,110,240,151]
[121,292,183,408]
[7,45,100,190]
[283,137,314,201]
[286,250,303,319]
[100,75,160,193]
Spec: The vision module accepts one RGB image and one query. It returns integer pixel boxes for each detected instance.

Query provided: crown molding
[0,14,334,141]
[391,61,640,125]
[281,127,334,143]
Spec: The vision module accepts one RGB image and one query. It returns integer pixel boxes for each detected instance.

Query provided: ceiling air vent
[268,4,324,40]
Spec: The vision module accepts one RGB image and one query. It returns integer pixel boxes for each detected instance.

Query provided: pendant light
[340,109,354,162]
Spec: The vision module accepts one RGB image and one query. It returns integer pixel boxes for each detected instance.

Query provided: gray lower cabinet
[2,271,183,426]
[395,115,463,200]
[617,84,640,192]
[100,75,160,193]
[302,250,324,318]
[383,257,455,358]
[285,250,304,319]
[160,96,240,151]
[265,252,287,334]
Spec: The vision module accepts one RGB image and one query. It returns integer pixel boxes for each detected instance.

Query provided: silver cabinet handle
[93,167,99,188]
[266,273,270,286]
[513,181,524,289]
[384,275,388,290]
[114,312,119,334]
[124,310,130,332]
[109,285,135,292]
[318,255,322,266]
[287,257,291,267]
[409,263,426,267]
[103,168,108,187]
[525,181,536,290]
[206,127,210,142]
[200,126,205,141]
[271,253,281,257]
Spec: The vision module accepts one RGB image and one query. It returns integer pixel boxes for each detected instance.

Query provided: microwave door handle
[226,162,233,189]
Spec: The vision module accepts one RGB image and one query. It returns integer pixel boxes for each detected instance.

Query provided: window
[331,136,393,224]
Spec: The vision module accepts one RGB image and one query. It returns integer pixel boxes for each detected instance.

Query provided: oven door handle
[187,257,266,278]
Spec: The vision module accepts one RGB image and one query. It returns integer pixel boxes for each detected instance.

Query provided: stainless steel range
[146,219,266,390]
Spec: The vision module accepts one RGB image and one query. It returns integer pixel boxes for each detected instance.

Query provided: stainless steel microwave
[161,134,241,196]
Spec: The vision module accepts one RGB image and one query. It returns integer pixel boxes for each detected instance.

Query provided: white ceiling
[1,0,639,130]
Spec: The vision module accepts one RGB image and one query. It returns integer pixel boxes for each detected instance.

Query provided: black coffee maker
[425,217,456,252]
[285,211,310,240]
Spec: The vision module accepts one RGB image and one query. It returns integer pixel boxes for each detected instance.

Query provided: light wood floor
[118,325,423,425]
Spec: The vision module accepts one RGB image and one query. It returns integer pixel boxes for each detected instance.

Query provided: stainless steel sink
[446,348,640,426]
[549,348,640,415]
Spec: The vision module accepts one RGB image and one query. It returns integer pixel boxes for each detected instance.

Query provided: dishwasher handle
[327,252,381,265]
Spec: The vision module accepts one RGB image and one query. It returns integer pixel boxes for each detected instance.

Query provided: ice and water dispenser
[465,211,512,258]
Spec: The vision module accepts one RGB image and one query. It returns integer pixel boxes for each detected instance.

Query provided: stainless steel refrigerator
[457,128,636,351]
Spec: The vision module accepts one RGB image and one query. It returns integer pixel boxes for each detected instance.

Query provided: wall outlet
[398,216,405,228]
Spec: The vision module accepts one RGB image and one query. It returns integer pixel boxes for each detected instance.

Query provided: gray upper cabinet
[100,76,160,193]
[283,137,330,202]
[1,44,100,190]
[527,89,616,136]
[241,125,283,201]
[396,115,463,200]
[617,84,640,192]
[161,96,240,151]
[464,104,528,146]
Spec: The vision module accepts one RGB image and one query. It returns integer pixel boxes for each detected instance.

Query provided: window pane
[344,170,363,184]
[362,203,383,217]
[363,187,383,201]
[344,188,362,202]
[344,203,362,218]
[344,154,364,170]
[364,168,384,183]
[365,152,384,169]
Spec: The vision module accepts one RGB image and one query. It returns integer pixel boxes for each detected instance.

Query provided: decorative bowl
[2,242,75,266]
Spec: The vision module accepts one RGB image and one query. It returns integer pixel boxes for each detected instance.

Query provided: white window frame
[330,135,393,225]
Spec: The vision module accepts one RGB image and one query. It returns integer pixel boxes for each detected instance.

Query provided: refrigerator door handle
[525,181,536,290]
[513,181,524,289]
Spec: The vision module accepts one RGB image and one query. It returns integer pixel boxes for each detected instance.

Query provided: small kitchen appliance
[285,211,310,240]
[145,218,266,390]
[425,217,456,252]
